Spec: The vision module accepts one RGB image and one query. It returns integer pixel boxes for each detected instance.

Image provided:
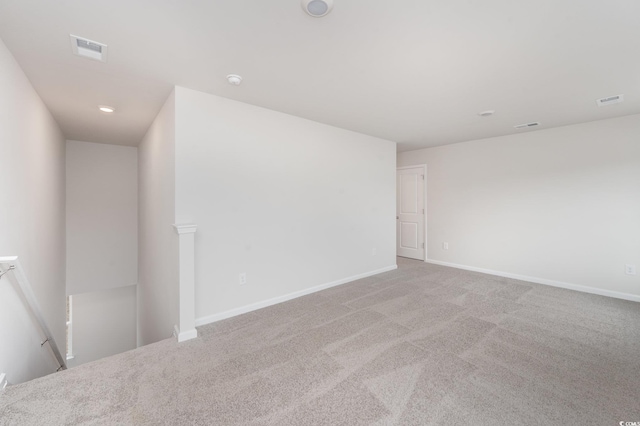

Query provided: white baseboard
[173,324,198,342]
[425,259,640,303]
[178,329,198,342]
[195,264,398,327]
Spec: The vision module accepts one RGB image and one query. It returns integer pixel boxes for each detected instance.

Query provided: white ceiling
[1,1,639,151]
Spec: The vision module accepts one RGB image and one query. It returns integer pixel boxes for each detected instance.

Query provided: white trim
[178,329,198,342]
[396,164,428,261]
[173,223,198,342]
[173,324,197,342]
[173,223,198,234]
[425,259,640,303]
[195,264,398,327]
[396,166,425,170]
[423,165,428,260]
[66,295,73,360]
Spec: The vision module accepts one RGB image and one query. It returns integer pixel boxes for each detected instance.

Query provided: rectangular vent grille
[76,39,102,53]
[596,94,624,107]
[514,122,540,129]
[70,35,108,62]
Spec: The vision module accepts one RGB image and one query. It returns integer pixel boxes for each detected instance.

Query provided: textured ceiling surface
[1,1,639,150]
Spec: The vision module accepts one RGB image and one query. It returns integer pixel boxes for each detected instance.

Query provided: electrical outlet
[239,273,247,285]
[443,242,449,250]
[625,264,636,276]
[372,247,377,256]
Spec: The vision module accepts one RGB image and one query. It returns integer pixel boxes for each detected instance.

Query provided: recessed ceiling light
[226,74,243,86]
[301,0,333,17]
[98,105,115,113]
[478,110,495,117]
[70,35,108,62]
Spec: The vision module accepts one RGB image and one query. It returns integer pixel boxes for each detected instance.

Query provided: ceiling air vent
[69,35,108,62]
[514,122,540,129]
[596,94,624,107]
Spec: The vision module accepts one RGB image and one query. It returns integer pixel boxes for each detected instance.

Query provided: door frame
[397,164,428,261]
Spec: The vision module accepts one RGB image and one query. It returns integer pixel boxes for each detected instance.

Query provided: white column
[173,223,198,342]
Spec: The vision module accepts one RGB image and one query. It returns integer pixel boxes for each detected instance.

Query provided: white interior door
[397,167,425,260]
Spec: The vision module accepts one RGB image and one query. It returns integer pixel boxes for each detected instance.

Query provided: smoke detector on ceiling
[70,35,108,62]
[596,94,624,107]
[302,0,334,17]
[514,122,540,129]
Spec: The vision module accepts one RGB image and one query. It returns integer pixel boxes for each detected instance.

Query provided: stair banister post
[172,223,198,342]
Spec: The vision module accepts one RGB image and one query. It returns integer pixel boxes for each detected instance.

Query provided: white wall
[66,140,138,295]
[0,271,60,385]
[67,285,137,367]
[174,87,397,323]
[0,37,66,383]
[398,114,640,298]
[137,90,178,345]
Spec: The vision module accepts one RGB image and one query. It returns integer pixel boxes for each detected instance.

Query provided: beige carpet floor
[2,257,640,425]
